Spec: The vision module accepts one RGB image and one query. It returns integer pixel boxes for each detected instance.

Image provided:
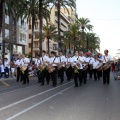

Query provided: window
[34,42,38,48]
[5,15,9,24]
[29,34,31,39]
[35,32,39,39]
[29,25,31,29]
[29,43,31,48]
[5,29,9,39]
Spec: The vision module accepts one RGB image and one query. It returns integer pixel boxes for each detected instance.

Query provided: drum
[103,62,111,70]
[83,64,88,71]
[96,63,103,71]
[38,64,46,71]
[57,63,63,70]
[14,68,17,76]
[47,65,55,73]
[20,65,27,74]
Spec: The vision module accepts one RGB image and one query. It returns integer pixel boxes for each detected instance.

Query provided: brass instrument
[74,63,80,73]
[65,63,71,70]
[47,64,55,73]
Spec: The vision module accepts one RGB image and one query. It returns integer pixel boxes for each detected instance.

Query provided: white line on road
[6,85,73,120]
[0,84,38,96]
[0,81,73,111]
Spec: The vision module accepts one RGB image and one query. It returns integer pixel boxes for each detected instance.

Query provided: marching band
[0,49,114,87]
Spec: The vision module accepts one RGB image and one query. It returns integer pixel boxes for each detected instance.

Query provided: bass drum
[96,63,103,71]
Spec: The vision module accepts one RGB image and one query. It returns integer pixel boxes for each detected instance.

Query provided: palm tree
[78,17,93,51]
[50,0,76,51]
[0,0,21,33]
[43,22,58,54]
[18,0,50,61]
[86,33,100,53]
[63,22,82,53]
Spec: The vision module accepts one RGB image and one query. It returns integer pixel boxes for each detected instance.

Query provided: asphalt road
[0,72,120,120]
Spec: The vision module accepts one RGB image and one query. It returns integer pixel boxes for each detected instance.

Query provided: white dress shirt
[15,59,23,67]
[35,59,41,67]
[90,59,100,69]
[49,57,59,67]
[40,55,50,65]
[22,57,30,66]
[102,54,112,63]
[66,57,72,64]
[58,55,66,67]
[4,61,10,68]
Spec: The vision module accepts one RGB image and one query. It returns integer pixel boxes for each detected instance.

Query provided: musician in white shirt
[71,51,81,87]
[41,50,50,85]
[90,55,100,80]
[102,49,112,84]
[21,54,30,84]
[15,56,23,82]
[35,54,41,83]
[65,53,73,81]
[49,51,59,87]
[58,51,66,84]
[79,51,87,85]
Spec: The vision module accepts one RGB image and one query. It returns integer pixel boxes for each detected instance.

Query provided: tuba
[65,63,71,70]
[74,63,80,73]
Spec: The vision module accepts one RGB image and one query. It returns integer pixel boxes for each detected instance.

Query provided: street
[0,72,120,120]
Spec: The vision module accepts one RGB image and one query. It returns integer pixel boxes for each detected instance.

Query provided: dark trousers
[44,69,50,84]
[93,69,100,80]
[17,67,21,82]
[103,68,110,84]
[73,69,83,86]
[50,67,57,86]
[66,66,73,81]
[4,67,9,78]
[83,69,87,84]
[88,65,92,78]
[22,68,29,84]
[37,71,41,83]
[58,67,64,83]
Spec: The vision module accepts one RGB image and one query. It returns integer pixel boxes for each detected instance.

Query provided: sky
[76,0,120,58]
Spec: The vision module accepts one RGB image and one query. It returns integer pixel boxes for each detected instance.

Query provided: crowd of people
[0,49,117,87]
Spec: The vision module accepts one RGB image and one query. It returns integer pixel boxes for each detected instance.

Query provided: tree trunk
[69,38,70,53]
[39,0,43,56]
[31,16,34,62]
[0,0,3,34]
[74,37,76,53]
[47,38,49,55]
[57,2,61,51]
[86,35,88,52]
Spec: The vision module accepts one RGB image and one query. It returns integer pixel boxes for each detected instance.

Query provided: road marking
[0,81,73,111]
[6,85,73,120]
[0,84,38,96]
[0,81,10,87]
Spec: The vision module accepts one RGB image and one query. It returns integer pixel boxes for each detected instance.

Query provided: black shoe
[52,85,57,87]
[103,82,106,84]
[22,83,26,84]
[98,78,100,80]
[79,84,82,86]
[47,82,49,85]
[84,82,86,84]
[114,77,117,80]
[74,85,78,87]
[41,84,44,86]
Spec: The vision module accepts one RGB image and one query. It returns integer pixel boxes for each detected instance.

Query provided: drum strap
[104,56,107,62]
[53,57,56,63]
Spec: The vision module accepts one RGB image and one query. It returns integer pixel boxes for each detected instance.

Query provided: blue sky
[76,0,120,57]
